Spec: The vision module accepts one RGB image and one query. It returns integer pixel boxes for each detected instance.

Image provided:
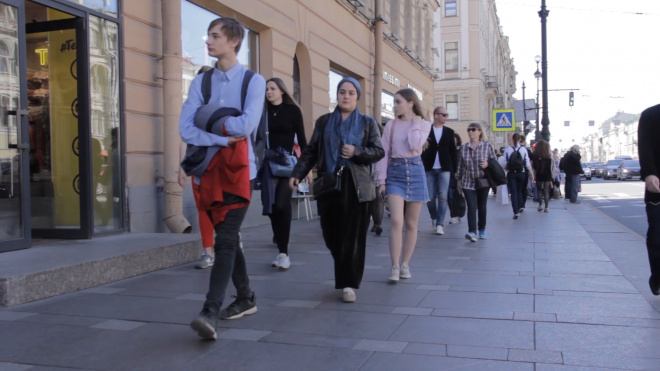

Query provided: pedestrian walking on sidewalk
[259,78,307,270]
[560,145,583,204]
[180,17,266,340]
[421,106,457,235]
[179,66,216,270]
[531,139,553,213]
[376,89,432,282]
[289,77,384,303]
[447,133,464,225]
[638,103,660,295]
[456,123,497,242]
[504,133,534,219]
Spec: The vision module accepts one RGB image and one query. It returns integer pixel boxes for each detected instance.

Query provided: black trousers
[204,206,251,314]
[369,191,384,228]
[463,188,489,233]
[317,171,370,289]
[646,202,660,279]
[269,177,293,254]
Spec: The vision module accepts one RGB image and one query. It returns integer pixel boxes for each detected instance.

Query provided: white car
[580,163,592,180]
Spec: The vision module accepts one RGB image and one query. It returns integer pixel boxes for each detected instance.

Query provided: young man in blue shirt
[180,17,266,340]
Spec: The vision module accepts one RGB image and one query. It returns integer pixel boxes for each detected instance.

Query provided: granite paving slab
[360,352,534,371]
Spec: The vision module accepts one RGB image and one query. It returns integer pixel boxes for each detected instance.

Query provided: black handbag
[312,166,344,199]
[475,177,490,190]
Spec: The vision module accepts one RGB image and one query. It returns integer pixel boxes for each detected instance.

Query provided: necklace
[272,104,283,116]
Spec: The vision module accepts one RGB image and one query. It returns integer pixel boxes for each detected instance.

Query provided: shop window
[381,91,395,121]
[445,0,457,17]
[446,94,458,120]
[445,42,458,71]
[328,70,346,112]
[181,1,259,98]
[61,0,117,17]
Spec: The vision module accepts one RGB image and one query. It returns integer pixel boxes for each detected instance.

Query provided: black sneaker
[219,293,257,320]
[190,309,218,340]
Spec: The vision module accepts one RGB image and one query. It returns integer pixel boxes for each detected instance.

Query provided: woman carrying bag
[260,78,307,270]
[289,78,384,303]
[456,123,497,242]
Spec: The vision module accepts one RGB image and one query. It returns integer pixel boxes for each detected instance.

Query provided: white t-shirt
[432,126,443,169]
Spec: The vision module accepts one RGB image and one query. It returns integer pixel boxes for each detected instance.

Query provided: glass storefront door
[25,1,91,238]
[0,0,30,252]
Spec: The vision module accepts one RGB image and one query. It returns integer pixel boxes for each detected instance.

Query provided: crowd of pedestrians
[177,17,658,341]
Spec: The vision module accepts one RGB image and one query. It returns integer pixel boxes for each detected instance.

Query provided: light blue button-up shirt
[179,62,266,179]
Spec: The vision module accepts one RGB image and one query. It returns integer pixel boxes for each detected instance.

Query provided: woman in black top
[531,139,554,212]
[263,78,307,270]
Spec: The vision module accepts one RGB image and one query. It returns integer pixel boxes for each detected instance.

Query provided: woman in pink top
[376,88,432,282]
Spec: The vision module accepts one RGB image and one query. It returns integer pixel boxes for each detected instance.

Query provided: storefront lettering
[60,40,76,53]
[407,84,423,101]
[382,71,400,87]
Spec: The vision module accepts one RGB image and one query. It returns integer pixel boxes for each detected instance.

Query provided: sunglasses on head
[467,128,478,132]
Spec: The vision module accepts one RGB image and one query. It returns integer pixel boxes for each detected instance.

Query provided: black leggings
[269,177,293,254]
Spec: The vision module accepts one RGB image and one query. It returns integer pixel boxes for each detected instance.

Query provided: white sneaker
[400,263,411,279]
[449,217,459,224]
[272,253,291,269]
[435,225,444,235]
[388,265,400,282]
[342,288,356,303]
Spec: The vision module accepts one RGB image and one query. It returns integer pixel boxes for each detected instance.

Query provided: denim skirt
[386,156,429,202]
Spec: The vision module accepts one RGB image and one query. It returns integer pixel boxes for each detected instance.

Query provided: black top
[560,151,583,176]
[532,157,553,182]
[267,103,307,154]
[639,103,660,203]
[421,125,458,173]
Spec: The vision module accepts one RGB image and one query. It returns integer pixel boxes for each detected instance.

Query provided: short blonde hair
[468,122,485,141]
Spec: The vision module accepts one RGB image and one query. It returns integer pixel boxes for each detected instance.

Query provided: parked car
[593,163,605,178]
[603,159,624,180]
[614,155,633,160]
[616,160,641,181]
[580,163,592,180]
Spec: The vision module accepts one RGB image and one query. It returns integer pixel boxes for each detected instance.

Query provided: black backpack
[506,146,524,172]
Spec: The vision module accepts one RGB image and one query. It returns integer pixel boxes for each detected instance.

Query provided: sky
[495,0,660,147]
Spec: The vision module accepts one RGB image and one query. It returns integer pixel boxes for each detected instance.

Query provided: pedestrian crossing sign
[492,109,515,131]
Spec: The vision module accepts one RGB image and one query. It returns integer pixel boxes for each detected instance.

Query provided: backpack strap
[200,68,255,109]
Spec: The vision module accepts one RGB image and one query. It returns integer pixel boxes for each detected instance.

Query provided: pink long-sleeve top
[376,118,432,186]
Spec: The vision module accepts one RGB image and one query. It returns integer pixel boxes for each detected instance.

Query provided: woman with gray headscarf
[290,77,384,303]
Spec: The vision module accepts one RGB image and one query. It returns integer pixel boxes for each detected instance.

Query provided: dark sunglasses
[436,113,448,117]
[467,128,478,132]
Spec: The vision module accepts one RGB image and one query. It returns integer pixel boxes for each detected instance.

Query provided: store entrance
[25,2,91,239]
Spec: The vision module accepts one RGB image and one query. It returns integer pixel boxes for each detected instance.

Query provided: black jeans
[269,177,293,254]
[204,206,251,314]
[646,202,660,279]
[317,170,370,289]
[507,171,526,214]
[463,188,489,233]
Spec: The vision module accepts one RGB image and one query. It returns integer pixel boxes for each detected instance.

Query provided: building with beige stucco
[432,0,516,147]
[0,0,441,252]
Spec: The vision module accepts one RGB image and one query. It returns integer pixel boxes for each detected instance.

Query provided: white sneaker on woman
[388,265,400,282]
[400,263,411,279]
[271,253,290,270]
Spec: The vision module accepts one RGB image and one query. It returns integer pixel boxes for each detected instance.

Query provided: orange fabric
[194,134,251,226]
[192,176,214,247]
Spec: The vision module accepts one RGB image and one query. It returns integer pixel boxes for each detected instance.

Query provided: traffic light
[569,91,574,106]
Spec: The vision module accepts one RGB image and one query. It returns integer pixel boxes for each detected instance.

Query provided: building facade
[0,0,440,252]
[432,0,516,146]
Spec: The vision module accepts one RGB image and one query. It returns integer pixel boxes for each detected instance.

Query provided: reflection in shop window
[181,1,258,100]
[328,70,345,112]
[89,15,121,231]
[62,0,117,17]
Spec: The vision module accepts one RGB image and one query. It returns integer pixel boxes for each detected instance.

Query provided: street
[578,177,647,238]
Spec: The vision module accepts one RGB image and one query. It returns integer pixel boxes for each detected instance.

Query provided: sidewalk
[1,197,659,370]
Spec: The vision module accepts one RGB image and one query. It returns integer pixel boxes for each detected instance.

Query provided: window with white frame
[446,94,458,120]
[444,42,458,71]
[445,0,457,17]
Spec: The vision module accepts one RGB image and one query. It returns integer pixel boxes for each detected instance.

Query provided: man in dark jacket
[560,144,583,204]
[421,106,457,235]
[638,103,660,295]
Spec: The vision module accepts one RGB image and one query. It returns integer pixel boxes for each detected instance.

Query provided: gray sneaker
[195,254,214,269]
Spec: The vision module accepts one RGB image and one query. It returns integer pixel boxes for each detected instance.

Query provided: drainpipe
[373,0,383,123]
[161,0,191,233]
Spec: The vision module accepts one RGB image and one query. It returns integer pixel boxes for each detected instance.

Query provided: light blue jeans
[425,170,451,226]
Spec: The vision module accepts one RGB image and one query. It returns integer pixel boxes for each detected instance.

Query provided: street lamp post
[539,0,550,141]
[534,55,541,142]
